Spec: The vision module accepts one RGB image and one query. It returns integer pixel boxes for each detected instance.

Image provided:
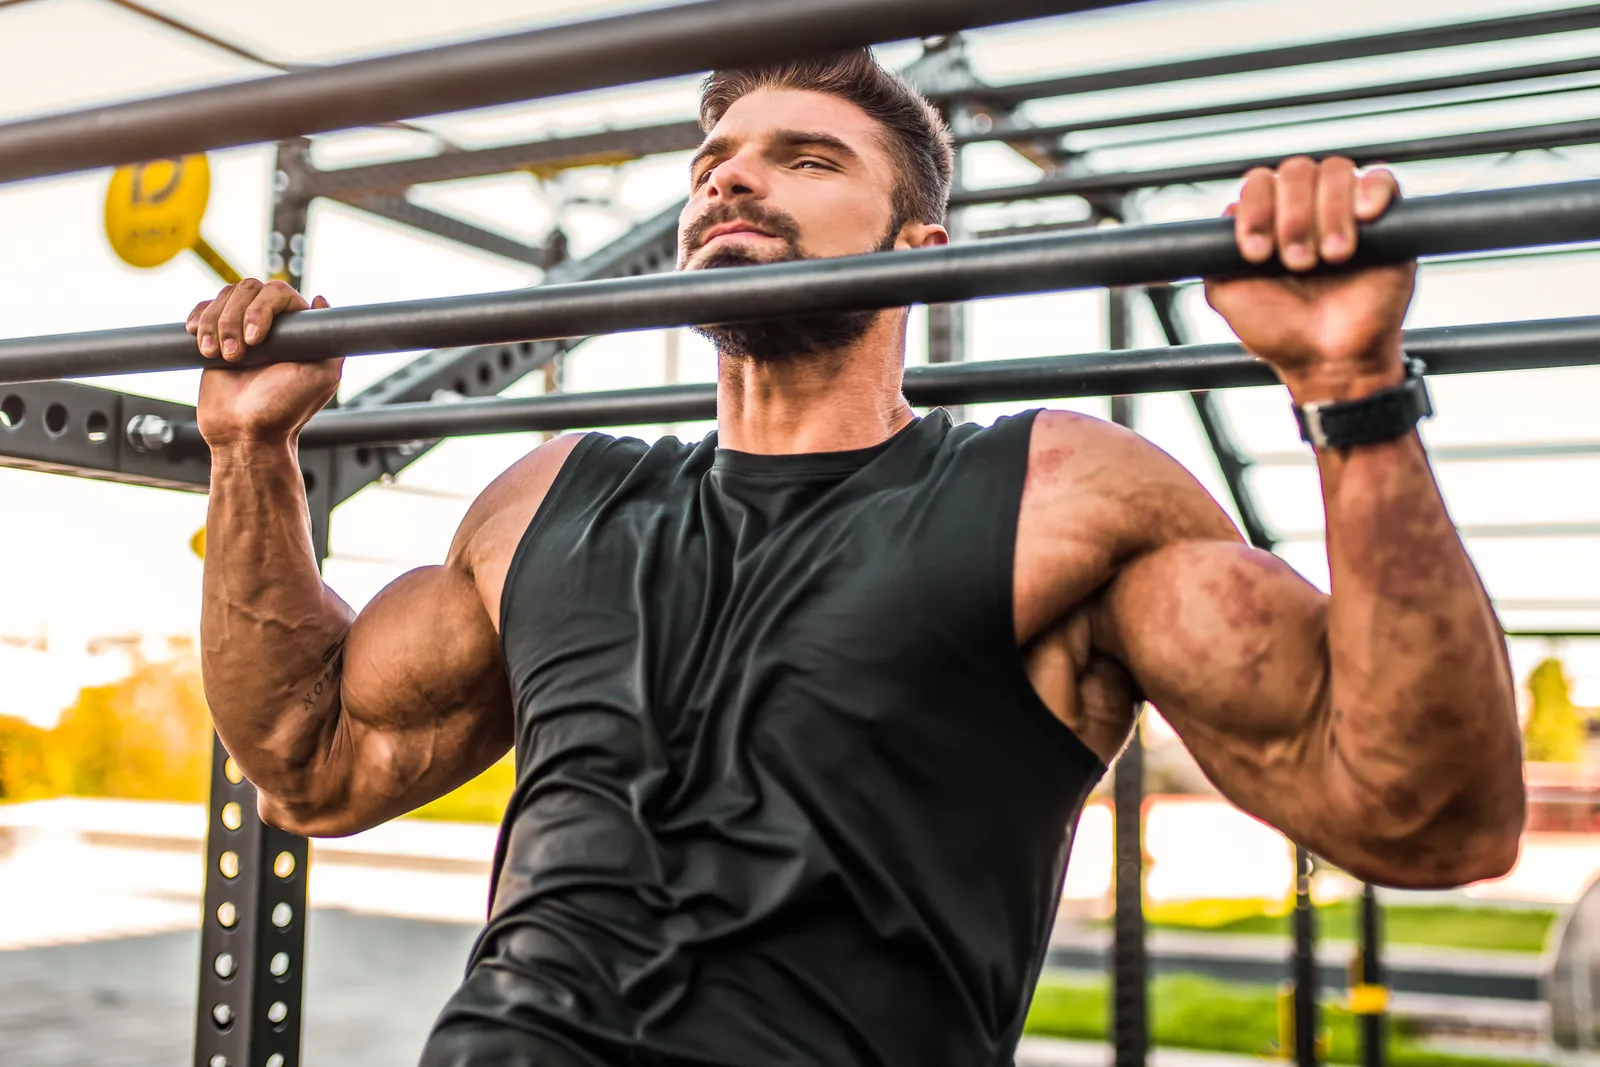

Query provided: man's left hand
[1204,156,1416,396]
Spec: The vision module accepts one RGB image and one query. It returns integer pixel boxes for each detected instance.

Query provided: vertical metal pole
[1293,846,1319,1067]
[1108,284,1148,1067]
[193,140,318,1067]
[1358,884,1386,1067]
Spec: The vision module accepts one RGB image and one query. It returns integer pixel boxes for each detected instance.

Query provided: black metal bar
[1294,846,1320,1067]
[340,197,557,268]
[945,4,1600,108]
[1109,292,1149,1067]
[961,54,1600,146]
[140,313,1600,450]
[949,118,1600,208]
[309,121,707,198]
[0,0,1130,185]
[1360,884,1386,1067]
[9,178,1600,384]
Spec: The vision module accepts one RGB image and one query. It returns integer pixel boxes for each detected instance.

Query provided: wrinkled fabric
[420,410,1105,1067]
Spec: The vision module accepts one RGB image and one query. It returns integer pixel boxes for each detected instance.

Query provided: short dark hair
[699,49,955,227]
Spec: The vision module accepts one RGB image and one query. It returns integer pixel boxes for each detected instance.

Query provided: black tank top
[424,409,1106,1067]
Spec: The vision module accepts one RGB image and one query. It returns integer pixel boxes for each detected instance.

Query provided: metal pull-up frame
[3,2,1598,1067]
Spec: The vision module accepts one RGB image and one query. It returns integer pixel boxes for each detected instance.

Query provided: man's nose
[706,149,768,202]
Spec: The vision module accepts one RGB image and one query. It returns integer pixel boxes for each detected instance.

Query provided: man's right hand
[189,278,343,449]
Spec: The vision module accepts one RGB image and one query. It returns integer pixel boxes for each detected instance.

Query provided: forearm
[202,439,353,805]
[1298,366,1523,869]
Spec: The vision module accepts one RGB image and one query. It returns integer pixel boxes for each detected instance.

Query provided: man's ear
[897,222,950,250]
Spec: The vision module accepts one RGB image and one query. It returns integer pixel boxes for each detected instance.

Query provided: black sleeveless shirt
[422,409,1106,1067]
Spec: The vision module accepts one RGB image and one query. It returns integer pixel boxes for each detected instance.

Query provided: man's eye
[796,159,830,171]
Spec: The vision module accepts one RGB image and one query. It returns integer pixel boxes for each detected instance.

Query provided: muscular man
[191,50,1524,1067]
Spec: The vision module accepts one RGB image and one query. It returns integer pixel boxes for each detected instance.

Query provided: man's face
[678,89,907,272]
[677,88,940,361]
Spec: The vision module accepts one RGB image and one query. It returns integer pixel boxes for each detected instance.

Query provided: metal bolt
[126,414,174,453]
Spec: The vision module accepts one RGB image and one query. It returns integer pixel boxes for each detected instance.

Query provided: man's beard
[681,202,899,364]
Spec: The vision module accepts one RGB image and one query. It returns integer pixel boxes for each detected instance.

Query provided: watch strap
[1294,358,1434,450]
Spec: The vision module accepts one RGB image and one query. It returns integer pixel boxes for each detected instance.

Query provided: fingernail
[1242,235,1273,261]
[245,325,259,344]
[200,336,215,354]
[1322,233,1349,258]
[1285,243,1313,268]
[223,339,239,357]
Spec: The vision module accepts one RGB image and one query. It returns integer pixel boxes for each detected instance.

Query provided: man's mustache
[683,203,803,254]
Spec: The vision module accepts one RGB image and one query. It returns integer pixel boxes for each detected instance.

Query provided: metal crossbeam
[944,3,1600,108]
[339,197,559,268]
[949,117,1600,207]
[7,179,1596,384]
[0,0,1131,184]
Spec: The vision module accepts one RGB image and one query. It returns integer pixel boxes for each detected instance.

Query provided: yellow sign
[104,155,212,269]
[190,526,206,561]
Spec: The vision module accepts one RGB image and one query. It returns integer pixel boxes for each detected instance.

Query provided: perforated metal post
[193,745,311,1067]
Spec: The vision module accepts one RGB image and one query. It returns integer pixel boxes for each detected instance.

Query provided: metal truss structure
[5,2,1600,1066]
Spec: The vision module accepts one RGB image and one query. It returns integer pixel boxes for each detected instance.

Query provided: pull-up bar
[140,315,1600,451]
[0,0,1125,186]
[2,178,1598,386]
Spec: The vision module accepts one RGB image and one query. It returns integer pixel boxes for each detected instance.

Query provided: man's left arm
[1096,157,1525,889]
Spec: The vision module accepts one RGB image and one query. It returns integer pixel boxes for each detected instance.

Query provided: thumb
[310,295,330,310]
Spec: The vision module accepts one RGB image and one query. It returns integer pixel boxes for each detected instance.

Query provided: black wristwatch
[1293,356,1434,450]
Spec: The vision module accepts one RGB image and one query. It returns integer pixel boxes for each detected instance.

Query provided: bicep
[322,562,513,831]
[1099,538,1335,835]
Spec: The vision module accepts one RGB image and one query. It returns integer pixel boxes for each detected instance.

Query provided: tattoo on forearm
[300,635,347,711]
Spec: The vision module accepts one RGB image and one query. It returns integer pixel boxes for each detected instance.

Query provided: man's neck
[714,316,914,455]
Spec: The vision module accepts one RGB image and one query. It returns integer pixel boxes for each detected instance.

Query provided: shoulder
[1024,408,1240,552]
[447,433,592,576]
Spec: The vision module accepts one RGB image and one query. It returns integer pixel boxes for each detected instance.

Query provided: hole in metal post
[355,447,372,467]
[477,363,492,386]
[1,395,25,428]
[85,411,110,443]
[271,902,294,929]
[210,1056,228,1067]
[217,902,237,928]
[269,951,291,977]
[219,851,240,879]
[267,1001,288,1025]
[214,952,236,979]
[274,852,296,879]
[43,403,68,436]
[212,1003,234,1030]
[223,758,243,785]
[499,350,514,372]
[266,1055,285,1067]
[221,802,243,831]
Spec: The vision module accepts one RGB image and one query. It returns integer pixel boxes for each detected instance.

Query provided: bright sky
[3,0,1600,726]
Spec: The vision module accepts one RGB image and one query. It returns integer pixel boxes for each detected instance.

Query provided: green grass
[1138,899,1558,955]
[1026,973,1546,1067]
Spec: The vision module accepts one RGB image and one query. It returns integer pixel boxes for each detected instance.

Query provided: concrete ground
[0,909,478,1067]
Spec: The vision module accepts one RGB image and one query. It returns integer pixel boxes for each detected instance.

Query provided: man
[190,50,1523,1067]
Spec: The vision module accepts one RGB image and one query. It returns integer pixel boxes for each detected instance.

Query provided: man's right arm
[195,280,513,837]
